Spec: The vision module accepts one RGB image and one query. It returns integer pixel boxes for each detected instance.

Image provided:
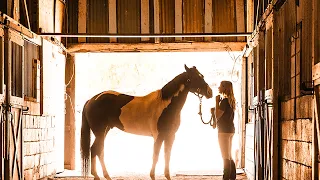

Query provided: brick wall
[23,115,56,179]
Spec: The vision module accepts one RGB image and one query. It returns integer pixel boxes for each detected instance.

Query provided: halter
[193,92,216,128]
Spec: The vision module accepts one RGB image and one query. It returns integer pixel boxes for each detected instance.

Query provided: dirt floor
[51,170,248,180]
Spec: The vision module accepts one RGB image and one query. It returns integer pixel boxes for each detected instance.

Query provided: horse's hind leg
[91,128,111,180]
[164,134,175,180]
[90,138,99,179]
[97,127,111,180]
[150,135,164,180]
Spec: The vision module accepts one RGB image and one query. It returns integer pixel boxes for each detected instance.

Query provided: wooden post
[109,0,117,43]
[141,0,149,42]
[241,56,248,168]
[314,86,320,180]
[312,0,320,177]
[247,0,254,32]
[271,13,279,180]
[204,0,212,42]
[13,0,19,22]
[175,0,182,42]
[154,0,160,43]
[78,0,87,43]
[257,30,265,93]
[64,54,76,170]
[236,0,245,41]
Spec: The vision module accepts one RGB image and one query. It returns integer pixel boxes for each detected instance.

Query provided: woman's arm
[215,95,224,120]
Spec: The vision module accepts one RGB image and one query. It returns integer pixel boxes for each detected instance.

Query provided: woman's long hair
[220,81,236,111]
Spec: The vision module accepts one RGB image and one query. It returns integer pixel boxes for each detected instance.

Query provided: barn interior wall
[244,0,317,179]
[276,0,313,179]
[0,0,66,178]
[23,39,66,179]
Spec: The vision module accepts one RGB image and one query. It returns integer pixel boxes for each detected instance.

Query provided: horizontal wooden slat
[281,159,312,180]
[245,135,254,149]
[245,123,255,137]
[281,140,312,166]
[67,42,246,53]
[245,158,255,179]
[245,146,254,162]
[281,119,313,142]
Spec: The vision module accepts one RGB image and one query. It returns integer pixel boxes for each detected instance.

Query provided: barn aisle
[49,169,247,180]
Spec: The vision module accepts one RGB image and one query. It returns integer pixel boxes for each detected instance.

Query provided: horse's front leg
[150,136,164,180]
[164,134,175,180]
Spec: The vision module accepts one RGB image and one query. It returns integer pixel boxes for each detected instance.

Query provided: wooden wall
[243,0,319,179]
[68,0,246,44]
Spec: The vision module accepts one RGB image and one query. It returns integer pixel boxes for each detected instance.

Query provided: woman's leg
[218,133,233,180]
[228,134,236,180]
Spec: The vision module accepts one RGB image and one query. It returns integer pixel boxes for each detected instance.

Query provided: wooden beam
[78,0,86,43]
[67,42,246,53]
[154,0,160,43]
[141,0,149,42]
[108,0,117,42]
[175,0,182,42]
[236,0,245,41]
[204,0,212,42]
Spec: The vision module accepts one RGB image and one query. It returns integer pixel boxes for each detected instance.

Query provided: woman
[214,80,236,180]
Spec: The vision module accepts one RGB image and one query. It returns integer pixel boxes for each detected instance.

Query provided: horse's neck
[161,72,189,100]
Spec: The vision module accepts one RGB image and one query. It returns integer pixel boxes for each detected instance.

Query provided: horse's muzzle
[206,86,213,98]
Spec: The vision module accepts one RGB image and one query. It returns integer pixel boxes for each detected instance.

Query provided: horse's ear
[184,64,190,72]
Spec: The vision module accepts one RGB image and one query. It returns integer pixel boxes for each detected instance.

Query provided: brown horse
[81,65,213,180]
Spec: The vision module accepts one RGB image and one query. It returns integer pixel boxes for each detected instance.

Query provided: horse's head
[184,65,213,99]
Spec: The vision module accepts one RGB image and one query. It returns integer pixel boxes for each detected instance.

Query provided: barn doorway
[72,51,243,177]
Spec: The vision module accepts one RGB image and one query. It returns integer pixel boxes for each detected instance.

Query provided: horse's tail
[81,101,91,177]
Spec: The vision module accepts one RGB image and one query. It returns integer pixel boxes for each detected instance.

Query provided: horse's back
[84,91,135,132]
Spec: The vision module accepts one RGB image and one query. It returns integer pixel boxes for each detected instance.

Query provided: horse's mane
[161,72,188,100]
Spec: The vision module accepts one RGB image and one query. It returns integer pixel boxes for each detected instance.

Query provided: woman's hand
[215,95,221,103]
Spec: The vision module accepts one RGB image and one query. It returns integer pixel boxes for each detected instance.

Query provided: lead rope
[194,93,216,128]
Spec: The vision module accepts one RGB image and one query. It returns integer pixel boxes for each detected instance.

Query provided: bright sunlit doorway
[73,51,243,177]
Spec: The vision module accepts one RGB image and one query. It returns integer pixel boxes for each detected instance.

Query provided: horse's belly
[120,117,154,136]
[119,110,157,137]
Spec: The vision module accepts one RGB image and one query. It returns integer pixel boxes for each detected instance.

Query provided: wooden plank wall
[243,0,318,179]
[254,0,313,179]
[67,0,246,44]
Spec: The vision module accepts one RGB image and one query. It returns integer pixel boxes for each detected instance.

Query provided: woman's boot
[223,159,230,180]
[229,159,236,180]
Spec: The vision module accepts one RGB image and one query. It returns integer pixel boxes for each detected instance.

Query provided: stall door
[3,28,24,180]
[0,25,6,180]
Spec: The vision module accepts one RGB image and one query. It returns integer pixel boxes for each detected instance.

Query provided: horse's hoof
[165,173,171,180]
[104,174,112,180]
[93,177,100,180]
[150,170,155,180]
